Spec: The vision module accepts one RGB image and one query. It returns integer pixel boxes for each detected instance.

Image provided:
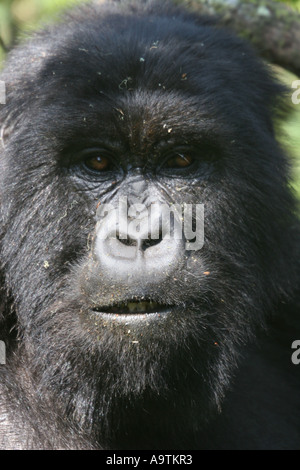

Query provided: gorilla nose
[93,204,184,284]
[104,229,163,260]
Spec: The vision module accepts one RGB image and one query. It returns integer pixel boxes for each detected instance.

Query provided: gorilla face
[0,0,298,450]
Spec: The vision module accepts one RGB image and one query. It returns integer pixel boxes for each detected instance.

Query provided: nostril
[141,229,163,251]
[141,238,160,250]
[116,232,137,247]
[115,229,165,251]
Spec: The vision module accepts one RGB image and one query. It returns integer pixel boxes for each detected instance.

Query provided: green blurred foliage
[275,0,300,10]
[282,94,300,197]
[284,105,300,197]
[0,0,87,61]
[0,0,299,196]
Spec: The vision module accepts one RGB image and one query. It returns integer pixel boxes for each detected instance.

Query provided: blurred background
[0,0,299,198]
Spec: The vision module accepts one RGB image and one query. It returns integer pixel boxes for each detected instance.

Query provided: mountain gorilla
[0,0,299,450]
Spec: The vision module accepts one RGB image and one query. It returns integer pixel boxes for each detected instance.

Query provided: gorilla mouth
[93,300,172,318]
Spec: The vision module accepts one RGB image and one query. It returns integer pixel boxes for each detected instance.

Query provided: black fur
[0,0,299,450]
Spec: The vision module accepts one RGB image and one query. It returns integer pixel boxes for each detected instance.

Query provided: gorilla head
[0,0,299,450]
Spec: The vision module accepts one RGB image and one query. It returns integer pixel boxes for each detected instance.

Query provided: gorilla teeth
[96,301,167,315]
[126,301,159,313]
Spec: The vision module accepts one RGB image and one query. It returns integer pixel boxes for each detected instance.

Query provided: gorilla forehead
[30,6,263,109]
[4,2,281,151]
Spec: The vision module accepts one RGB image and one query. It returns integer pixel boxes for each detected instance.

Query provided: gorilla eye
[165,153,193,169]
[84,155,111,172]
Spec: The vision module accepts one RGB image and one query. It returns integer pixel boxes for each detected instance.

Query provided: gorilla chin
[0,0,299,451]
